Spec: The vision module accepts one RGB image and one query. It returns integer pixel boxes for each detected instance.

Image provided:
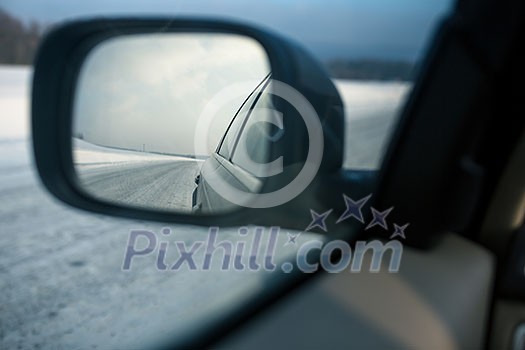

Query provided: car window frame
[229,79,276,176]
[216,73,271,160]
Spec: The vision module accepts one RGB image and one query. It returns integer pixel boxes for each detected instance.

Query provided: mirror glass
[72,32,272,214]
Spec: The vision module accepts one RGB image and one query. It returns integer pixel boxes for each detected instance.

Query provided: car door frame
[195,74,272,213]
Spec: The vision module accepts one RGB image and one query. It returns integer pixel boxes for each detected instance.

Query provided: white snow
[335,80,411,169]
[0,65,31,140]
[335,79,410,118]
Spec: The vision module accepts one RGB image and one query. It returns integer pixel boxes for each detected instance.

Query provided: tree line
[0,7,415,81]
[326,59,416,82]
[0,8,44,65]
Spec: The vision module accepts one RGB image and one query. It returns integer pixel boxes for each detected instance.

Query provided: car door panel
[197,153,263,213]
[219,233,494,349]
[194,76,270,213]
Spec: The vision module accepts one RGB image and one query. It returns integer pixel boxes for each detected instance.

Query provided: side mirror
[32,17,347,229]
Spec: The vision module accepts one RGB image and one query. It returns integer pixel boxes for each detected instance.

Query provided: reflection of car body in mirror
[192,73,278,214]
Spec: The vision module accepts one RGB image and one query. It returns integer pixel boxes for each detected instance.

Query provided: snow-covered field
[73,138,193,166]
[73,138,177,166]
[336,80,410,169]
[0,65,409,349]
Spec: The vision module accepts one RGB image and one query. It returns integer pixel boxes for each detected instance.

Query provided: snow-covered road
[0,65,409,349]
[77,159,200,212]
[73,138,203,212]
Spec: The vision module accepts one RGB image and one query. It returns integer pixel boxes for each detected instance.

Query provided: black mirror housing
[31,17,344,229]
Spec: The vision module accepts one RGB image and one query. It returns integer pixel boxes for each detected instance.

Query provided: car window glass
[0,1,455,349]
[217,81,264,159]
[231,91,279,175]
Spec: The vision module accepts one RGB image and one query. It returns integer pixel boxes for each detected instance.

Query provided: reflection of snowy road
[76,159,200,211]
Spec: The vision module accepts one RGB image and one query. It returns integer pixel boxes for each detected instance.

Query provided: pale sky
[73,33,270,155]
